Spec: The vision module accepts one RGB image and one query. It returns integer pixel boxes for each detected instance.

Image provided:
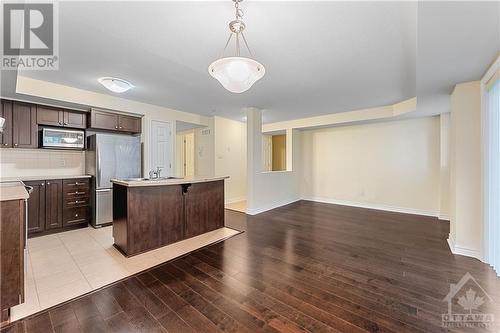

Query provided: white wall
[214,116,247,203]
[0,149,85,177]
[246,108,301,215]
[193,119,215,177]
[449,81,483,259]
[301,117,441,216]
[439,113,451,219]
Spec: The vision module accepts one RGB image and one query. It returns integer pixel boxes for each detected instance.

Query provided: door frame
[149,120,174,177]
[184,132,195,177]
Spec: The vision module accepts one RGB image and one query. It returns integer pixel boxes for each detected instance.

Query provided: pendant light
[208,0,265,93]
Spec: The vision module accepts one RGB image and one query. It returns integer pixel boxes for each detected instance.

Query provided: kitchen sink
[121,177,183,181]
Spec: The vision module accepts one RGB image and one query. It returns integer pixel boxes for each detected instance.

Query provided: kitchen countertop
[0,175,92,182]
[0,181,29,201]
[111,175,229,187]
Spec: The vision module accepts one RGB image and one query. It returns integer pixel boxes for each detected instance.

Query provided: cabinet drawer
[64,189,89,198]
[63,207,88,226]
[63,178,89,190]
[64,198,89,208]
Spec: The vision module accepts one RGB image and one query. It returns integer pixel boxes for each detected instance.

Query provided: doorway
[177,131,195,178]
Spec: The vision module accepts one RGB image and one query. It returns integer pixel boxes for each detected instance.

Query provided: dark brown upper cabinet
[89,109,142,134]
[12,102,37,148]
[0,100,13,148]
[63,111,86,128]
[118,114,141,133]
[37,105,87,129]
[1,100,37,149]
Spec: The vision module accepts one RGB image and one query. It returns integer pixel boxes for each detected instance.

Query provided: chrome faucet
[149,166,164,179]
[156,166,163,178]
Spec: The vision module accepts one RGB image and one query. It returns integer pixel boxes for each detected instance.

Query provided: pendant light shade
[209,56,265,93]
[208,0,265,93]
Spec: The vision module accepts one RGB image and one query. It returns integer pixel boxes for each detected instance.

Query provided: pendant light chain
[218,0,253,58]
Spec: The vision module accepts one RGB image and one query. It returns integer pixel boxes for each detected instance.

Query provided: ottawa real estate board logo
[2,2,59,70]
[442,272,496,329]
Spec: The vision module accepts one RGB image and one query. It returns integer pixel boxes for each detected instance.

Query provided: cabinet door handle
[47,182,50,185]
[14,143,18,146]
[41,183,44,186]
[63,122,68,125]
[75,213,79,217]
[3,143,8,146]
[115,126,118,129]
[59,121,63,125]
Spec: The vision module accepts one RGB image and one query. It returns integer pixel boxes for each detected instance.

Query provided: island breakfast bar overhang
[111,176,228,257]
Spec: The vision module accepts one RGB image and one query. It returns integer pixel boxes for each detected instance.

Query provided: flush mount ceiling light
[98,77,134,93]
[208,0,265,93]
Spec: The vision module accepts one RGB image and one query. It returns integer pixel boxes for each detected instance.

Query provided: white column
[245,107,262,212]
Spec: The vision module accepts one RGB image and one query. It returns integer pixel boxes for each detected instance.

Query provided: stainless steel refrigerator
[86,133,141,227]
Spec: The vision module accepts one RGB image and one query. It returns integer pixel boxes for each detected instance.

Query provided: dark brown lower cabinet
[24,181,46,234]
[113,180,224,257]
[25,178,90,237]
[45,180,63,230]
[0,199,24,324]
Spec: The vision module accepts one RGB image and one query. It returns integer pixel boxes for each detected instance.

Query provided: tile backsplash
[0,149,86,178]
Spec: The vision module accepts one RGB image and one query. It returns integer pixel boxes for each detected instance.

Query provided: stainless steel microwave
[40,127,85,150]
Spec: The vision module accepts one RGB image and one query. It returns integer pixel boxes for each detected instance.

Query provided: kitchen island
[111,176,228,257]
[0,181,29,324]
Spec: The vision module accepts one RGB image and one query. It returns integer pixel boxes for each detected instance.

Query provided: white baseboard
[303,196,439,218]
[246,197,300,215]
[447,234,456,252]
[447,233,484,261]
[225,196,246,205]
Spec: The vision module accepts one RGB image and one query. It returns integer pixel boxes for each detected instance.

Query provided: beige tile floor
[225,200,247,213]
[11,226,240,321]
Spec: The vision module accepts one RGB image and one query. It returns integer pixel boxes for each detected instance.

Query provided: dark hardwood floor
[2,201,499,333]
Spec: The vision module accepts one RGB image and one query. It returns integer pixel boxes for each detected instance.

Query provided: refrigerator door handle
[97,144,102,188]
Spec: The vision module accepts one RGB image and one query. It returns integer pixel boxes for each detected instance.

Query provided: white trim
[246,197,300,215]
[302,196,439,218]
[447,232,485,262]
[447,233,456,253]
[452,245,484,262]
[438,214,450,221]
[225,196,246,205]
[480,54,500,272]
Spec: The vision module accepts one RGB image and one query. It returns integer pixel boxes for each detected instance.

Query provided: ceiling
[417,1,500,116]
[1,1,498,123]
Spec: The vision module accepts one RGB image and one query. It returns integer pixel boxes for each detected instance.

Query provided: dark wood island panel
[185,180,225,238]
[112,180,224,257]
[0,199,25,324]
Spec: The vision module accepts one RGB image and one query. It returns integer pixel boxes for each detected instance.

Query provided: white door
[150,120,172,177]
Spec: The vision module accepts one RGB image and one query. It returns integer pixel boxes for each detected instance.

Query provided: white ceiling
[417,1,500,116]
[1,1,498,123]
